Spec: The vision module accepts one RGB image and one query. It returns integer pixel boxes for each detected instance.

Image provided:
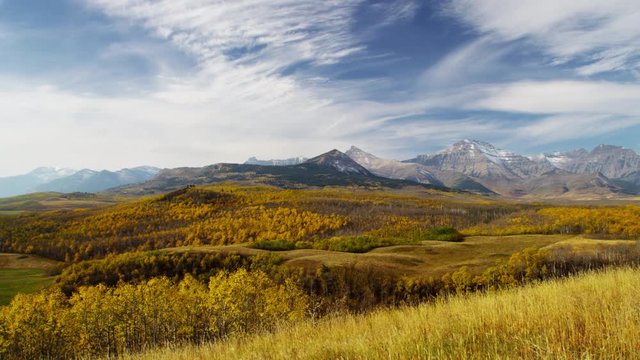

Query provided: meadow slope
[127,267,640,360]
[0,253,60,305]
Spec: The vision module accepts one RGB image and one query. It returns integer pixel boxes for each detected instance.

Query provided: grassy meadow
[0,269,55,306]
[163,234,574,277]
[0,192,124,213]
[0,253,60,305]
[127,267,640,360]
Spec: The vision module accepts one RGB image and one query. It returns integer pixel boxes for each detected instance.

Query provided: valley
[5,1,639,358]
[2,143,640,359]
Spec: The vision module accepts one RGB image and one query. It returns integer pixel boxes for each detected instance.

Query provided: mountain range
[244,156,307,166]
[3,140,640,199]
[0,166,160,197]
[349,140,640,199]
[114,150,425,195]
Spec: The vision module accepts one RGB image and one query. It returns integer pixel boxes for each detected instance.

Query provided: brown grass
[125,267,640,359]
[164,234,573,277]
[0,253,61,271]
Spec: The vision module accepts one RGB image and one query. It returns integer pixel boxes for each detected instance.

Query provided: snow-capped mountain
[28,167,77,182]
[397,140,640,198]
[0,166,161,197]
[407,140,555,180]
[347,140,640,199]
[543,145,640,179]
[35,167,161,193]
[244,156,307,166]
[0,167,77,197]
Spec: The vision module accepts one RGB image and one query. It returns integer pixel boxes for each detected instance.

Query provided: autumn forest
[2,184,640,358]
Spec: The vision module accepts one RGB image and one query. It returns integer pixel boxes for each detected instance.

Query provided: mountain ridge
[355,140,640,198]
[4,141,640,199]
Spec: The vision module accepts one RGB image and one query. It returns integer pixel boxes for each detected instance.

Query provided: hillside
[3,184,640,359]
[128,267,640,359]
[0,192,122,213]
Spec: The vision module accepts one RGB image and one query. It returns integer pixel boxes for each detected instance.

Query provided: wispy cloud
[517,114,639,145]
[470,80,640,116]
[84,0,366,69]
[445,0,640,76]
[1,0,640,175]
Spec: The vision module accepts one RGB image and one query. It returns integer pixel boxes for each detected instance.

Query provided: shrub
[252,239,296,251]
[314,236,405,253]
[428,226,464,242]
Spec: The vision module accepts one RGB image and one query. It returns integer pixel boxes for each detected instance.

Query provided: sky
[1,0,640,176]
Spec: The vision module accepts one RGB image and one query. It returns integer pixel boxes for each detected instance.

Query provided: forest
[1,184,640,358]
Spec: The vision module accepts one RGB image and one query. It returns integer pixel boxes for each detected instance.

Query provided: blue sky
[1,0,640,175]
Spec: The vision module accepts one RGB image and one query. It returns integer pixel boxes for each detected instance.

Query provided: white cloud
[373,0,421,27]
[84,0,366,68]
[0,80,367,175]
[4,0,640,175]
[516,114,639,144]
[421,37,512,88]
[445,0,640,75]
[470,80,640,116]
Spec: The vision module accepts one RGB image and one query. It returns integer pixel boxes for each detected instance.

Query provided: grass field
[0,269,56,306]
[127,267,640,360]
[0,253,61,305]
[0,210,25,216]
[165,234,577,277]
[0,191,125,212]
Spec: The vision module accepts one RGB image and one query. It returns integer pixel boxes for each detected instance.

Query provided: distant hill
[35,166,160,193]
[0,166,160,197]
[0,167,75,197]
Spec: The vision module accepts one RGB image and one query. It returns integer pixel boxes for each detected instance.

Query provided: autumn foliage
[0,269,308,359]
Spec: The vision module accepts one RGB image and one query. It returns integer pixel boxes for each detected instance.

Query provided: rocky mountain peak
[345,146,380,166]
[303,149,371,175]
[409,139,555,180]
[591,144,623,154]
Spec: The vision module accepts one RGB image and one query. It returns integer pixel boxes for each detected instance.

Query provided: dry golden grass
[542,236,638,254]
[0,253,61,271]
[125,267,640,360]
[164,234,572,277]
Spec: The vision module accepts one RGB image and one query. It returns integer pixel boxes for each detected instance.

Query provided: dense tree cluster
[397,242,640,304]
[0,269,308,359]
[0,186,515,261]
[464,205,640,238]
[55,251,283,295]
[0,187,349,261]
[2,238,640,358]
[3,185,640,359]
